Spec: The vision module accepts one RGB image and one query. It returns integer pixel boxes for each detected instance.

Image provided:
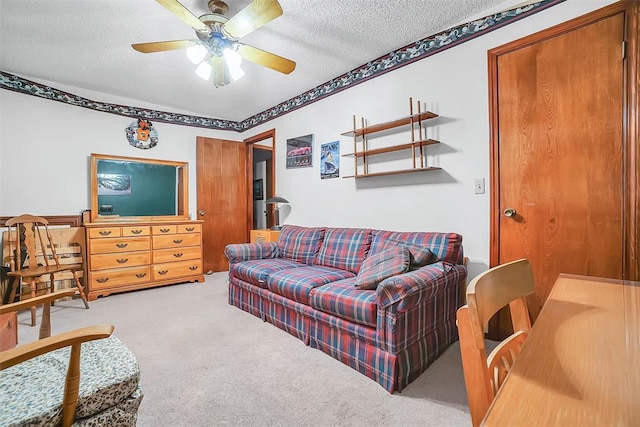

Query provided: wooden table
[482,274,640,426]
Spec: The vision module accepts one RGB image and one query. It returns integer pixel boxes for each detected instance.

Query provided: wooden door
[196,137,251,273]
[491,10,625,321]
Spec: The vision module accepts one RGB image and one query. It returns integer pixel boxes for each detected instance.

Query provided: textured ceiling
[1,0,524,122]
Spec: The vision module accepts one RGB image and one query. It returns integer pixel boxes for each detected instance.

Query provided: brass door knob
[198,210,205,216]
[503,208,517,217]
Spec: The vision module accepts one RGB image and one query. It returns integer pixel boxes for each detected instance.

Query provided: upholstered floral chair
[0,290,142,426]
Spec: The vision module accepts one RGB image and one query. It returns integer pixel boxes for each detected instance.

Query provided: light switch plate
[474,178,485,194]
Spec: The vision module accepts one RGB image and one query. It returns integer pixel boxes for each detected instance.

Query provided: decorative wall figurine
[126,118,158,149]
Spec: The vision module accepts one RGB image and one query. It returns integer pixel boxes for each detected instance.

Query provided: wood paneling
[0,215,82,227]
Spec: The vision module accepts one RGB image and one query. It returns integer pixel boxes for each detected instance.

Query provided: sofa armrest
[376,262,467,353]
[224,242,279,264]
[377,262,467,311]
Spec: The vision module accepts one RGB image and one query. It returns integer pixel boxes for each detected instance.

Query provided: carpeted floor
[17,273,472,426]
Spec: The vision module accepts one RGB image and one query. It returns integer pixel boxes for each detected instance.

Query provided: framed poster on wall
[253,179,264,201]
[286,134,313,168]
[320,141,339,179]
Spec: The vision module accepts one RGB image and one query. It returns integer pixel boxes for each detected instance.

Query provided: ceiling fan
[132,0,296,87]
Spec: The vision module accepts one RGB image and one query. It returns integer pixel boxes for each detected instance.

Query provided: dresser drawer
[89,227,121,239]
[90,251,151,270]
[152,225,177,235]
[153,260,202,280]
[153,233,200,249]
[122,226,150,237]
[178,224,201,233]
[90,236,150,254]
[89,266,151,290]
[153,246,202,263]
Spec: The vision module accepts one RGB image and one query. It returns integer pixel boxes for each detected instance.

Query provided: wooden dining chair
[456,258,534,427]
[4,214,89,326]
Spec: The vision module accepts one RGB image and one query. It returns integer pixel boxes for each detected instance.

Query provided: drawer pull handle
[116,258,128,264]
[189,266,198,271]
[131,229,142,235]
[116,243,128,248]
[173,253,184,258]
[186,227,195,231]
[173,239,183,244]
[160,228,170,233]
[136,273,147,278]
[99,231,112,236]
[158,270,168,275]
[97,278,109,283]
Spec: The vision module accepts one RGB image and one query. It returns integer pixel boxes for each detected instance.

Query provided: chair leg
[40,301,52,339]
[50,273,56,306]
[72,270,90,309]
[29,278,37,326]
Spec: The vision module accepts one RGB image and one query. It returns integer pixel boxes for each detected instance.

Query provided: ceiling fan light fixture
[186,44,208,64]
[195,61,212,80]
[133,0,296,87]
[223,48,245,81]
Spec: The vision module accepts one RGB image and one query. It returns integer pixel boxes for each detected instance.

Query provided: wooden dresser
[84,220,204,300]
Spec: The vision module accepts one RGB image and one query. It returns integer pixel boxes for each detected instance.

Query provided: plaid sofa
[224,225,466,393]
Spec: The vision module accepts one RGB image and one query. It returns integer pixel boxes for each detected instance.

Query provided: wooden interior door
[196,137,250,273]
[491,9,625,322]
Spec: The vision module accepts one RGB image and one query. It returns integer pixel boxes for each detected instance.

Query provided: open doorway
[244,129,276,231]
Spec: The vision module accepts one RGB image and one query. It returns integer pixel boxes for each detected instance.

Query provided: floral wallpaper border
[0,0,563,133]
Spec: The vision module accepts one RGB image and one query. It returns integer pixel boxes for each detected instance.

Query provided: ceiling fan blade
[132,39,198,53]
[224,0,283,39]
[155,0,209,31]
[236,43,295,74]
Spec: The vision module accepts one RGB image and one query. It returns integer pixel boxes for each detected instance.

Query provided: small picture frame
[286,134,313,168]
[253,179,264,201]
[320,141,340,179]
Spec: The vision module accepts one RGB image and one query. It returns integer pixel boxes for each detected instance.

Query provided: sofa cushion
[370,231,463,265]
[309,279,378,328]
[267,266,355,305]
[0,335,140,426]
[233,258,307,287]
[354,246,410,290]
[277,225,326,265]
[315,228,372,274]
[383,239,436,270]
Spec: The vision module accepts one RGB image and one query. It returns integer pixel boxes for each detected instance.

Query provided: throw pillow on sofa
[315,228,372,273]
[277,225,326,265]
[384,238,436,270]
[354,246,410,290]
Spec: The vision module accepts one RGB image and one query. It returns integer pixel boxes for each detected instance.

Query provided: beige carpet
[17,273,472,426]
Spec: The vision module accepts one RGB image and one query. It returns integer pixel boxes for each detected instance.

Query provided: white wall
[239,0,616,278]
[0,86,235,219]
[0,0,616,279]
